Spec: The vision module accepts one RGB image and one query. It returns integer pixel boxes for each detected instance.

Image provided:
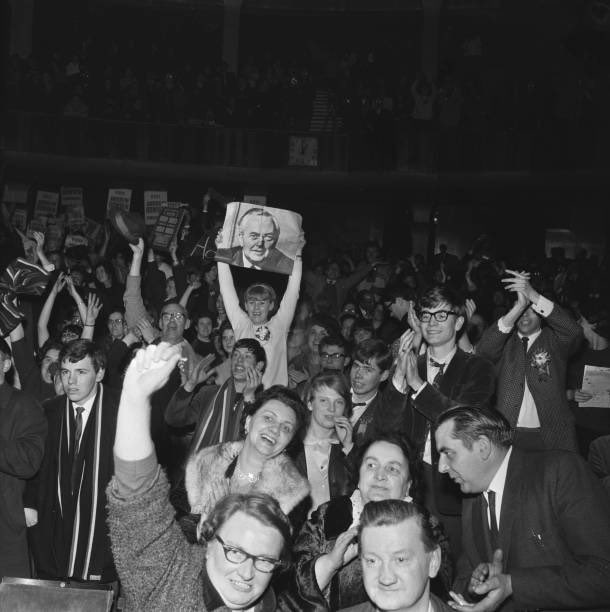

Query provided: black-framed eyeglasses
[320,352,345,361]
[418,310,458,323]
[161,312,185,322]
[109,318,125,325]
[214,535,282,573]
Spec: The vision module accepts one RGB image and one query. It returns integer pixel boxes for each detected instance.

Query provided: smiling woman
[184,385,311,537]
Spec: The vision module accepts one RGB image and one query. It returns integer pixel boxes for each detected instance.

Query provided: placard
[83,217,102,243]
[2,183,28,205]
[106,188,132,215]
[27,217,48,238]
[152,207,186,251]
[143,190,168,226]
[215,202,302,275]
[579,365,610,408]
[34,190,59,219]
[61,187,85,231]
[12,206,28,231]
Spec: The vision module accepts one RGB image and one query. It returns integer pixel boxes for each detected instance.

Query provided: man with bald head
[218,207,294,274]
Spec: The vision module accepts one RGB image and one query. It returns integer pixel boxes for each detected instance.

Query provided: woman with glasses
[109,343,293,611]
[288,371,356,516]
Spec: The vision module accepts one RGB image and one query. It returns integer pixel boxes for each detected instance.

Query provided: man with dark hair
[166,338,267,454]
[217,207,293,274]
[400,284,495,562]
[435,405,610,612]
[350,338,409,446]
[339,499,451,612]
[190,311,217,359]
[319,334,351,373]
[32,339,120,584]
[0,338,47,578]
[477,270,583,452]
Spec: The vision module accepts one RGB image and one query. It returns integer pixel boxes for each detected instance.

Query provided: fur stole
[185,441,310,518]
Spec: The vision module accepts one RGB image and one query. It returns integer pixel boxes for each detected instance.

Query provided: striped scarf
[55,386,110,581]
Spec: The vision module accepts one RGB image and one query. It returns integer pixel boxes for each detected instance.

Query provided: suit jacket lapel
[498,449,521,569]
[437,349,466,394]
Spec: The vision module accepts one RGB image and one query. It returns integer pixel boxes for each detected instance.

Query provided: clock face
[288,136,319,167]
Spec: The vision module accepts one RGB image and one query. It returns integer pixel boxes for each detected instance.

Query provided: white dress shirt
[72,385,98,445]
[484,446,512,529]
[498,295,554,428]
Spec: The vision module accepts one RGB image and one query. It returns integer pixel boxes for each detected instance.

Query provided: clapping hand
[243,365,263,402]
[502,270,536,305]
[334,416,353,453]
[181,353,216,392]
[327,528,359,571]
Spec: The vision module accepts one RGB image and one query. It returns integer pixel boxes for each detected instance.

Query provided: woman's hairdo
[198,492,292,565]
[357,432,423,505]
[241,385,308,443]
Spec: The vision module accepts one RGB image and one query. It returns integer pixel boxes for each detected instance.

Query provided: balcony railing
[2,110,605,174]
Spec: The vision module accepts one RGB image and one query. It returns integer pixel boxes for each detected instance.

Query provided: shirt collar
[427,345,457,366]
[487,446,512,497]
[73,385,98,412]
[517,329,542,345]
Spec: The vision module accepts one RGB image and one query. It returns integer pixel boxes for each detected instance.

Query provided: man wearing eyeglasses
[397,285,495,564]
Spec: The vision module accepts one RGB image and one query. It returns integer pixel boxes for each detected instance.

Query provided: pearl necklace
[235,461,260,484]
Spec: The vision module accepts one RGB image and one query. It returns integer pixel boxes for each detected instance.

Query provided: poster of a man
[215,203,302,275]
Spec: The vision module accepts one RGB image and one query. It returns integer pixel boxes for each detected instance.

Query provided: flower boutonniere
[531,349,551,380]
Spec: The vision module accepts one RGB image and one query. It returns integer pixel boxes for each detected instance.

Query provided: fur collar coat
[186,441,310,519]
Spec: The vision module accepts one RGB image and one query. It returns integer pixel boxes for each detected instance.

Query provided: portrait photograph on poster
[215,202,302,275]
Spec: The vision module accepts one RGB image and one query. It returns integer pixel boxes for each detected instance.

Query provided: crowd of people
[0,196,609,612]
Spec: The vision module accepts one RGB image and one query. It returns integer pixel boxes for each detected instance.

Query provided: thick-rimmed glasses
[161,312,185,322]
[418,310,458,323]
[214,535,282,573]
[320,352,345,361]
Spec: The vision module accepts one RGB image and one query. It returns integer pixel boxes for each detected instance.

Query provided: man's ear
[476,435,492,461]
[256,361,265,373]
[184,318,190,331]
[455,315,465,332]
[2,357,12,374]
[428,546,442,578]
[95,367,106,383]
[379,369,390,383]
[344,355,351,367]
[237,230,245,247]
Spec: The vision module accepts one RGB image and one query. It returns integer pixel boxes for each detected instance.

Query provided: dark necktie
[429,358,445,389]
[71,406,84,494]
[487,489,499,550]
[521,336,529,355]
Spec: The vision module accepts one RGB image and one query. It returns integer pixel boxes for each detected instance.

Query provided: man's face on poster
[238,212,278,264]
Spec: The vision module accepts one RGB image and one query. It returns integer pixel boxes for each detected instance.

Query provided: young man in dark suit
[349,338,409,447]
[436,405,610,612]
[32,340,119,584]
[476,269,583,452]
[398,285,495,562]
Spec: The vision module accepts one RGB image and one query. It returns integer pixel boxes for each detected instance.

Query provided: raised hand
[32,231,45,250]
[334,416,353,452]
[407,301,423,348]
[243,365,263,402]
[129,237,145,259]
[85,293,102,325]
[465,298,477,321]
[502,269,538,304]
[182,353,216,392]
[136,317,158,344]
[123,342,182,399]
[326,528,359,571]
